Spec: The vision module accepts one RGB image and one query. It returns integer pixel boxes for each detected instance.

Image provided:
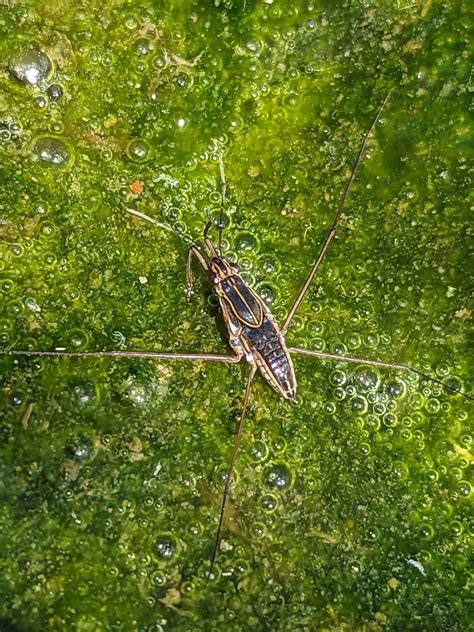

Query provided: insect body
[189,235,297,401]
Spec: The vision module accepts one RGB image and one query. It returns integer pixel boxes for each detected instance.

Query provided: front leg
[185,244,209,297]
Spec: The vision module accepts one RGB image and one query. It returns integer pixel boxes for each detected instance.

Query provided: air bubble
[383,413,397,428]
[249,440,269,462]
[252,523,266,538]
[9,391,24,406]
[73,380,99,407]
[272,436,287,454]
[66,434,94,461]
[419,524,434,540]
[260,494,278,512]
[264,462,292,490]
[8,47,51,85]
[387,381,404,398]
[350,561,361,573]
[392,461,409,480]
[126,138,150,161]
[351,396,368,414]
[330,370,346,387]
[323,401,336,415]
[155,535,177,560]
[234,231,259,253]
[47,84,63,100]
[34,137,71,166]
[69,329,89,349]
[258,254,280,275]
[347,333,361,349]
[135,38,152,55]
[425,398,440,414]
[366,526,380,541]
[355,367,379,391]
[255,282,277,304]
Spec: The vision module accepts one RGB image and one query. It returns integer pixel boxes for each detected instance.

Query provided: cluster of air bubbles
[34,137,72,166]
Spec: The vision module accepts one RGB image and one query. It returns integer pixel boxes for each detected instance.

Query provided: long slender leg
[126,207,175,235]
[207,364,257,584]
[288,347,473,401]
[217,152,227,256]
[186,244,210,296]
[281,92,391,336]
[4,348,242,363]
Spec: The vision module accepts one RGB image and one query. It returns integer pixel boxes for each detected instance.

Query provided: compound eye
[229,261,240,273]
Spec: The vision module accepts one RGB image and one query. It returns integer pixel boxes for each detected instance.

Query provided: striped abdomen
[210,258,296,400]
[242,315,296,401]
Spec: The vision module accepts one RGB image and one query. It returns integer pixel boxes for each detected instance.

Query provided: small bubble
[330,370,346,386]
[444,376,463,395]
[264,462,292,490]
[69,329,88,349]
[449,520,463,536]
[366,526,380,541]
[34,137,71,166]
[34,96,47,108]
[9,391,24,406]
[188,522,203,537]
[355,367,379,391]
[458,481,471,497]
[246,39,261,52]
[252,523,266,538]
[347,333,361,350]
[383,413,398,428]
[155,535,177,560]
[126,138,150,161]
[392,461,409,480]
[351,396,368,414]
[350,561,361,573]
[234,231,259,253]
[175,73,191,89]
[8,47,51,85]
[365,415,380,431]
[359,443,371,456]
[73,380,99,407]
[260,494,278,512]
[387,381,404,398]
[135,38,151,55]
[323,401,336,415]
[419,524,434,540]
[255,282,277,304]
[272,436,287,454]
[425,398,440,414]
[250,440,269,462]
[47,83,63,100]
[66,435,94,461]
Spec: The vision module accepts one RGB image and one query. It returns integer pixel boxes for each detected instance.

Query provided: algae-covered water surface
[0,1,472,630]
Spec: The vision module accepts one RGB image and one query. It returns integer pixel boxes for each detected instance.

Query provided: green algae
[0,1,472,630]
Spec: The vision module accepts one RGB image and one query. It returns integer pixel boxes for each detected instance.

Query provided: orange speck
[129,179,144,195]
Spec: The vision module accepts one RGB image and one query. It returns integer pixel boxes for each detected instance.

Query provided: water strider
[3,93,472,583]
